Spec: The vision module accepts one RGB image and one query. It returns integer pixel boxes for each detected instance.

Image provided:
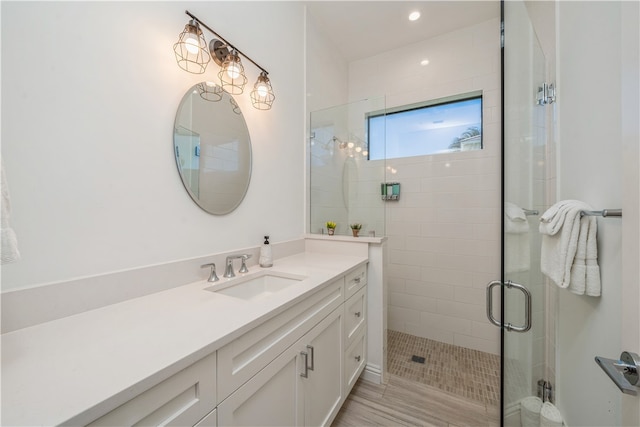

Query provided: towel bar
[580,209,622,218]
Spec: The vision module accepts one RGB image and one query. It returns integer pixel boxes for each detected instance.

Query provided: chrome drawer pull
[354,311,361,318]
[355,355,361,362]
[307,345,315,371]
[300,351,309,378]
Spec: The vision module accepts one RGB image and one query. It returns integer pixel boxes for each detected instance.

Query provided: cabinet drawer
[345,265,367,300]
[344,329,366,393]
[88,352,216,427]
[344,286,366,347]
[218,278,344,402]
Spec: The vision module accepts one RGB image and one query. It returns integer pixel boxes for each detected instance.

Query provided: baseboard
[361,363,383,384]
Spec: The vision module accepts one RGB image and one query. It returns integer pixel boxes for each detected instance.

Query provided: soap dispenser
[259,235,273,267]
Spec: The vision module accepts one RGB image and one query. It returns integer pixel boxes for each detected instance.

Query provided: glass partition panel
[309,97,386,237]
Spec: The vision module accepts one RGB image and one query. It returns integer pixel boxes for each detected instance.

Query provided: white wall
[1,2,305,291]
[555,2,627,426]
[348,19,502,355]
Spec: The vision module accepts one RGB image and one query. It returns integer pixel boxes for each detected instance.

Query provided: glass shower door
[501,1,549,425]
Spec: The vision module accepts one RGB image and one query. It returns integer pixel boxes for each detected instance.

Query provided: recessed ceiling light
[420,58,430,66]
[408,11,421,21]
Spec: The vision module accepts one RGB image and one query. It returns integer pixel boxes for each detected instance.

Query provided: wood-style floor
[332,375,500,427]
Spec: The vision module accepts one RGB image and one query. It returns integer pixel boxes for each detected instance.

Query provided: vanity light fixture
[173,19,211,74]
[250,72,276,110]
[218,49,247,94]
[197,81,223,102]
[174,10,275,110]
[229,97,242,115]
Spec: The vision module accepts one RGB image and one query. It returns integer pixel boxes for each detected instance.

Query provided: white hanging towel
[1,161,20,264]
[505,202,530,273]
[540,402,564,427]
[539,200,601,296]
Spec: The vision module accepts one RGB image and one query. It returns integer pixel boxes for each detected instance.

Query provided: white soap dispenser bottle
[259,235,273,267]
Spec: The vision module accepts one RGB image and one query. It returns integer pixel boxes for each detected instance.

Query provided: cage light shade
[197,81,223,102]
[173,20,210,74]
[229,97,242,115]
[250,72,275,110]
[218,50,247,95]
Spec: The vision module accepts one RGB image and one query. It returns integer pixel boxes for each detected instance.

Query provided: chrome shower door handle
[486,280,502,328]
[486,280,532,333]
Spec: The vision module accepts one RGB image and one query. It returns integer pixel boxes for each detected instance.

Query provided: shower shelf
[381,182,400,201]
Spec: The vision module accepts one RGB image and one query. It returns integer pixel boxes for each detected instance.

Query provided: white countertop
[1,252,367,426]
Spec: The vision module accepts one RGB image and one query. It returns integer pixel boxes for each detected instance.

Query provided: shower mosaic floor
[387,330,501,407]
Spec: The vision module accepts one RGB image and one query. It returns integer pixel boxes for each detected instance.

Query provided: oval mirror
[174,82,252,215]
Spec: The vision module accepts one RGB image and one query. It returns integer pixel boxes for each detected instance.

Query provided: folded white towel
[1,161,20,264]
[540,200,601,296]
[520,396,542,427]
[540,402,564,427]
[505,202,530,272]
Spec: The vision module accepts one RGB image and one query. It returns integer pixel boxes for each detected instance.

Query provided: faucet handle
[201,263,219,282]
[239,254,252,273]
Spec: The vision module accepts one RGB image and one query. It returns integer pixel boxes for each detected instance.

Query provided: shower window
[367,91,483,160]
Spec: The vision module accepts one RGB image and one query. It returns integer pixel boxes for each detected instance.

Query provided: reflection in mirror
[309,97,386,236]
[174,82,252,215]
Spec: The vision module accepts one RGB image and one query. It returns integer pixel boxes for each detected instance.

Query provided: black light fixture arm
[185,10,269,76]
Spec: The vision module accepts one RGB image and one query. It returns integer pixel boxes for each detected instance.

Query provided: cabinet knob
[354,277,361,283]
[355,355,361,362]
[355,311,361,318]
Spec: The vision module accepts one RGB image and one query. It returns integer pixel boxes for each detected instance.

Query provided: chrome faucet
[224,254,252,278]
[201,263,219,282]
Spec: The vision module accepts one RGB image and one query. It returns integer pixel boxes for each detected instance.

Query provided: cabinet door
[301,308,343,427]
[217,344,303,427]
[345,328,366,393]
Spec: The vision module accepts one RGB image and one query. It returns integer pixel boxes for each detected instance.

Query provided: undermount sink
[205,271,306,301]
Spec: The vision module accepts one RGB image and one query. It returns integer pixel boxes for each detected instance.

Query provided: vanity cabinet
[217,308,343,427]
[85,264,367,427]
[344,278,367,394]
[217,341,303,426]
[88,352,217,427]
[217,278,344,402]
[300,308,344,426]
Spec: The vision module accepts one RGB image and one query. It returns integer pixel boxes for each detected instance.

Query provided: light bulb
[409,11,421,21]
[355,146,362,153]
[347,142,355,149]
[185,35,200,54]
[362,150,368,156]
[257,83,269,97]
[227,63,241,79]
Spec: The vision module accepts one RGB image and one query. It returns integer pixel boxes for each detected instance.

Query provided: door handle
[486,280,532,332]
[596,351,640,395]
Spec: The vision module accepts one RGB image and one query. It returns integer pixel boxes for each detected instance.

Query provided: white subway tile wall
[348,18,502,355]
